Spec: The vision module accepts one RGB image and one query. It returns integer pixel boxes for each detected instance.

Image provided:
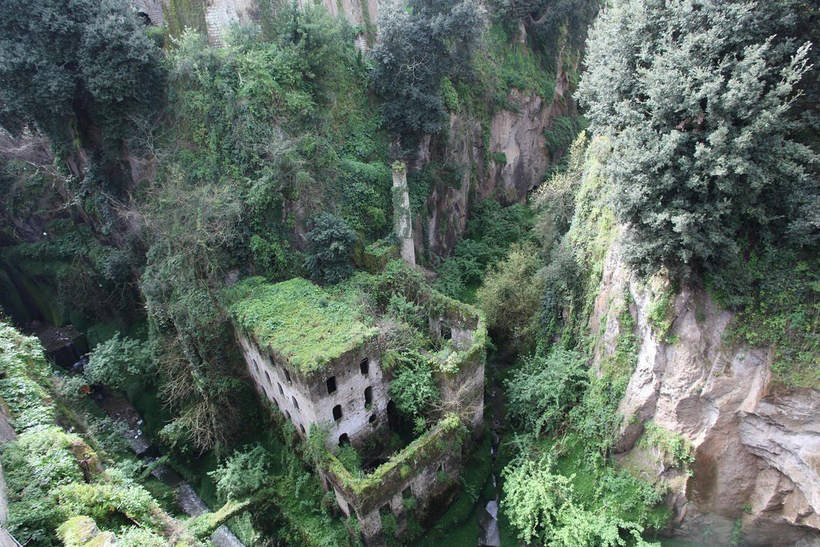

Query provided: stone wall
[236,332,389,449]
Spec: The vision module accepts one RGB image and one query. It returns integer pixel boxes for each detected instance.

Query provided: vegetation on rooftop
[226,277,377,373]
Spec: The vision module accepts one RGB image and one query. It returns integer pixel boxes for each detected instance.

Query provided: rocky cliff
[415,64,575,257]
[589,237,820,546]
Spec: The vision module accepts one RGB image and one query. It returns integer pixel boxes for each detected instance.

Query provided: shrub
[578,0,817,278]
[477,243,545,351]
[84,333,153,389]
[505,348,588,436]
[304,213,358,285]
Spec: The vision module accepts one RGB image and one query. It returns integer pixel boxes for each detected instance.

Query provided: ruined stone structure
[391,161,415,266]
[227,272,486,544]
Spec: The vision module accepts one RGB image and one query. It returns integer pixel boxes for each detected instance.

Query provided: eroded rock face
[590,240,820,546]
[417,66,575,257]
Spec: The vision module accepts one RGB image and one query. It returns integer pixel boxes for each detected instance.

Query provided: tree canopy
[371,0,486,141]
[0,0,164,189]
[577,0,818,277]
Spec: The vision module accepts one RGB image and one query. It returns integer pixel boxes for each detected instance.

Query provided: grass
[226,277,378,374]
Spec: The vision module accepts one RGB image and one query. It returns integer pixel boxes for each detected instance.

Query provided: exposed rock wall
[416,64,575,257]
[589,239,820,546]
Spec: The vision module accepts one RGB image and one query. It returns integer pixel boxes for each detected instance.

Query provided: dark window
[402,486,412,498]
[360,358,369,375]
[264,370,271,385]
[333,404,343,421]
[299,424,306,434]
[292,396,299,410]
[252,358,259,373]
[326,376,337,394]
[369,414,376,424]
[364,386,373,407]
[284,369,292,384]
[272,398,279,408]
[277,382,284,395]
[440,324,452,340]
[338,433,349,446]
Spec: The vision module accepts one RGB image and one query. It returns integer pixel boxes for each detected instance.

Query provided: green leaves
[505,348,588,436]
[577,0,818,278]
[304,213,358,285]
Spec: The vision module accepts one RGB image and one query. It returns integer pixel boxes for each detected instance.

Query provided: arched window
[292,396,299,410]
[364,386,373,407]
[333,404,343,421]
[338,433,349,446]
[264,370,271,385]
[360,358,369,375]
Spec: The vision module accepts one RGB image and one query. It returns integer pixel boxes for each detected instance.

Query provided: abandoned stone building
[226,267,486,543]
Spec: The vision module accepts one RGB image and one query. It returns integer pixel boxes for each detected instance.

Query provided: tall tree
[577,0,817,277]
[0,0,164,192]
[371,0,485,142]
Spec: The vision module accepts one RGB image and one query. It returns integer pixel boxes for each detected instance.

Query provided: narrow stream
[478,376,504,547]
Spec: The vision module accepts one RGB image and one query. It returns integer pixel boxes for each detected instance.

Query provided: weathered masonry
[226,269,486,544]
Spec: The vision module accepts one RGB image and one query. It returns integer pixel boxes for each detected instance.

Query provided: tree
[304,213,357,285]
[477,243,545,351]
[0,0,164,191]
[504,348,588,435]
[577,0,817,278]
[84,333,153,389]
[371,0,486,140]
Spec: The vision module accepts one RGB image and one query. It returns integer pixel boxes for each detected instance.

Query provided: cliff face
[416,65,575,257]
[589,238,820,546]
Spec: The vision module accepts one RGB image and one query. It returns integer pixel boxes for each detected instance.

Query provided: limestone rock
[589,239,820,546]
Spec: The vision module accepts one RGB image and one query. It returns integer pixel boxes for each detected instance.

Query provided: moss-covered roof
[226,277,377,374]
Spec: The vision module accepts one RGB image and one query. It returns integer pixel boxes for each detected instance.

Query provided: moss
[323,414,466,512]
[225,277,378,374]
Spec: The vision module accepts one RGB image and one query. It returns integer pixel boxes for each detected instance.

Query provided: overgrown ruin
[226,269,486,543]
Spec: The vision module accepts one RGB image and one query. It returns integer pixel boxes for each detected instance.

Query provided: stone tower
[391,161,415,265]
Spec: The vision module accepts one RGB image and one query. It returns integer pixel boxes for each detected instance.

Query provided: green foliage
[477,243,545,351]
[545,116,588,157]
[639,422,695,473]
[708,247,819,388]
[388,354,440,423]
[0,0,164,191]
[489,0,599,60]
[226,277,377,374]
[502,453,662,546]
[371,0,486,139]
[647,291,676,343]
[305,213,358,285]
[435,200,533,301]
[578,0,818,278]
[0,322,54,432]
[210,444,273,500]
[505,348,588,436]
[477,23,556,102]
[336,444,364,478]
[84,333,154,390]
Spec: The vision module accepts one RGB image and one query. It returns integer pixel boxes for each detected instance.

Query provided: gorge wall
[416,65,575,257]
[589,237,820,546]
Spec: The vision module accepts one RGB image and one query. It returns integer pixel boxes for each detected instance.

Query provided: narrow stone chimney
[391,161,415,265]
